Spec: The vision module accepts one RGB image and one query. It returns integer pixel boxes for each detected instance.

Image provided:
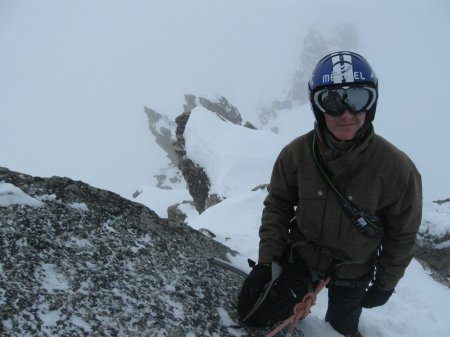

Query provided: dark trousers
[325,281,370,336]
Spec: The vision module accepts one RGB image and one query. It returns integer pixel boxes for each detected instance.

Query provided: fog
[1,0,449,200]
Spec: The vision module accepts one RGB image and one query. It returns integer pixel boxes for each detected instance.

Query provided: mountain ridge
[0,166,261,337]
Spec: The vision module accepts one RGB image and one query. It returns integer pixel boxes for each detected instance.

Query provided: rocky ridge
[144,94,256,213]
[0,167,262,337]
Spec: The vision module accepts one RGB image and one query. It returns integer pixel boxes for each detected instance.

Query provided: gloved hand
[237,263,271,321]
[360,283,394,308]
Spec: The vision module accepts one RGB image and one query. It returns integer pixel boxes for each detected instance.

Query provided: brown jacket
[258,124,422,290]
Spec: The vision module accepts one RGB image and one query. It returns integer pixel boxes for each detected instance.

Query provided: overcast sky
[0,0,449,200]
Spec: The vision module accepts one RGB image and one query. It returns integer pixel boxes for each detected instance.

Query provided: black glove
[361,283,394,308]
[237,263,271,322]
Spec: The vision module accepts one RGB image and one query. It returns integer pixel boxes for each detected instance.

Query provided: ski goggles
[312,85,377,116]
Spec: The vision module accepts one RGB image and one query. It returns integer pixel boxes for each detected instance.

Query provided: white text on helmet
[322,72,366,84]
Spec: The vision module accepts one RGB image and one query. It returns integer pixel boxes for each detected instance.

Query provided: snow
[134,185,192,218]
[68,202,89,212]
[360,259,450,337]
[185,106,286,198]
[186,188,266,261]
[420,200,450,237]
[36,194,57,202]
[0,182,43,208]
[435,240,450,250]
[158,294,185,320]
[217,307,243,337]
[38,263,70,292]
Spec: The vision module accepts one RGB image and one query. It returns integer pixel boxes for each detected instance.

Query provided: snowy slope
[137,106,450,337]
[184,107,286,198]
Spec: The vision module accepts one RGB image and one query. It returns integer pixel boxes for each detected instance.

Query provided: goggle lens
[313,86,377,116]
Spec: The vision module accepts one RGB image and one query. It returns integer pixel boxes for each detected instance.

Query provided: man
[237,51,422,337]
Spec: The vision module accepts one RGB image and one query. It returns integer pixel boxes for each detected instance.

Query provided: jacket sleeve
[376,166,422,290]
[258,147,298,264]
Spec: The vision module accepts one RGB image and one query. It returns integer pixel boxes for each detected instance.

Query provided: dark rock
[183,94,197,113]
[271,99,293,111]
[144,106,178,167]
[182,94,244,126]
[173,112,211,213]
[252,184,269,192]
[434,198,450,205]
[143,106,185,190]
[167,201,195,225]
[198,228,217,239]
[0,167,262,336]
[244,121,257,130]
[198,96,242,125]
[205,194,223,209]
[415,232,450,287]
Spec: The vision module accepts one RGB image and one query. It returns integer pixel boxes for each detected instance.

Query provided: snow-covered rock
[415,199,450,285]
[0,167,262,337]
[144,94,258,213]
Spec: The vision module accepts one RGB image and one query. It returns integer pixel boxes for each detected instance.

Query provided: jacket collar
[314,123,375,178]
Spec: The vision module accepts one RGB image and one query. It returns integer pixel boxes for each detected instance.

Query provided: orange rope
[265,276,331,337]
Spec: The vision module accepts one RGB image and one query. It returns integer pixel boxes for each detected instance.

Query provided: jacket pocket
[296,179,327,241]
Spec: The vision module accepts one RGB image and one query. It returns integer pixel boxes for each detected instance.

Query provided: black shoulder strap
[310,132,384,238]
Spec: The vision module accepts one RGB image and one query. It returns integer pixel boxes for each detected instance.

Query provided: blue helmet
[308,51,378,125]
